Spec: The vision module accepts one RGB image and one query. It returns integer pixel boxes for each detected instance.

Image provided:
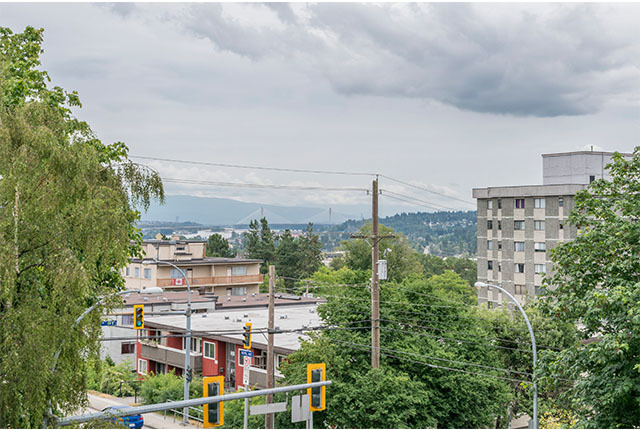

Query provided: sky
[1,2,638,219]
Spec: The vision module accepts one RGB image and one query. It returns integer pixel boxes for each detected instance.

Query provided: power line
[381,189,459,211]
[162,177,368,193]
[381,192,451,212]
[132,155,376,177]
[379,174,476,206]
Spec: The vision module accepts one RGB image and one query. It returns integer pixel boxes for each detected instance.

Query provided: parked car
[102,406,144,429]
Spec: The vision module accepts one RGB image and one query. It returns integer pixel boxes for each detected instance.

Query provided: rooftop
[130,257,263,265]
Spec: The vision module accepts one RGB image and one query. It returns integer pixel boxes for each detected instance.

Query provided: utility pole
[351,177,393,369]
[265,265,275,429]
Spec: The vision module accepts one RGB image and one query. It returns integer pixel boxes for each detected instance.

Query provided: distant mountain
[141,195,358,225]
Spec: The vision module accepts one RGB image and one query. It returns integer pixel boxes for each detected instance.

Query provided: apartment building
[136,297,323,391]
[473,151,630,306]
[123,236,263,297]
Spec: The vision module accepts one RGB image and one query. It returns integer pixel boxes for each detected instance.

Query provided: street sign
[291,394,310,423]
[239,349,253,358]
[242,356,251,386]
[100,320,116,326]
[250,402,287,416]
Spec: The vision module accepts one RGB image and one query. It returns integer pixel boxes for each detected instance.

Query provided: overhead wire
[381,190,458,211]
[379,174,476,206]
[162,178,368,193]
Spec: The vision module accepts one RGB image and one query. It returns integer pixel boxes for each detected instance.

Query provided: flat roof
[542,151,633,158]
[130,257,263,265]
[216,293,324,309]
[472,183,586,199]
[122,291,217,306]
[145,304,323,353]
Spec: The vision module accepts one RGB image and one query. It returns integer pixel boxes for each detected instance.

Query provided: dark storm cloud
[175,3,639,117]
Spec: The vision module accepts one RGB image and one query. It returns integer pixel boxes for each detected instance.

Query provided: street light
[475,281,538,429]
[143,259,192,426]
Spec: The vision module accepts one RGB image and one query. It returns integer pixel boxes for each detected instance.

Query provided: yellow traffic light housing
[242,322,252,349]
[307,363,326,411]
[133,304,144,330]
[203,375,224,428]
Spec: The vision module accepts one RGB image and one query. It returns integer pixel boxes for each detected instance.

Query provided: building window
[170,268,184,279]
[589,175,596,183]
[558,197,564,207]
[183,337,200,353]
[487,220,493,230]
[138,359,148,375]
[514,241,525,252]
[534,242,546,252]
[144,268,152,279]
[534,198,545,209]
[203,341,216,360]
[121,342,135,354]
[134,267,140,278]
[535,264,546,274]
[498,241,502,250]
[232,266,247,276]
[514,221,525,230]
[488,261,493,270]
[176,246,185,251]
[487,240,493,250]
[156,363,166,374]
[497,199,502,209]
[488,200,493,210]
[232,286,247,296]
[498,263,502,272]
[515,285,526,295]
[534,220,545,231]
[276,354,287,369]
[535,286,545,295]
[125,267,130,277]
[515,263,525,273]
[498,221,502,230]
[515,199,525,209]
[559,222,564,230]
[122,314,134,326]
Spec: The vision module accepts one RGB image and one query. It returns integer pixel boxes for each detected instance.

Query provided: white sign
[242,356,251,386]
[291,394,310,423]
[250,402,288,416]
[377,259,387,280]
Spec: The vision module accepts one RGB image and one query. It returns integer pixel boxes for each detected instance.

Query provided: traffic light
[203,375,224,428]
[185,367,193,383]
[242,323,252,349]
[133,305,144,330]
[307,363,326,411]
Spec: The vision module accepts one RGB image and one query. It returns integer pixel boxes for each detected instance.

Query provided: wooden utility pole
[265,265,275,429]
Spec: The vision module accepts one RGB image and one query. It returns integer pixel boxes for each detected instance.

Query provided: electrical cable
[162,177,368,193]
[379,174,476,206]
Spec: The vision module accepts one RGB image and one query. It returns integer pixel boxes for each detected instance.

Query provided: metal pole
[154,260,192,426]
[57,380,332,426]
[266,265,275,428]
[479,282,538,429]
[371,178,380,369]
[309,410,313,430]
[243,386,249,429]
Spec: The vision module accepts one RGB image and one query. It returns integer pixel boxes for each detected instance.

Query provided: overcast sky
[2,2,638,218]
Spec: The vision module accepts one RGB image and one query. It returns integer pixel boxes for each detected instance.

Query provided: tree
[244,218,275,273]
[538,149,640,428]
[297,223,323,277]
[0,26,163,427]
[206,233,236,258]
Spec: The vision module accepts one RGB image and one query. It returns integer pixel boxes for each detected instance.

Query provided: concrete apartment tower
[473,150,630,307]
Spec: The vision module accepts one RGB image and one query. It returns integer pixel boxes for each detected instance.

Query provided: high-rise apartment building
[473,151,630,307]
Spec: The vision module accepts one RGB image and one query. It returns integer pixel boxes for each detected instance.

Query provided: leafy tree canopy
[206,233,236,258]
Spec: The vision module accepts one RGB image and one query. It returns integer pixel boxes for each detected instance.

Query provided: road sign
[100,320,116,326]
[250,402,287,416]
[291,394,310,423]
[239,349,253,358]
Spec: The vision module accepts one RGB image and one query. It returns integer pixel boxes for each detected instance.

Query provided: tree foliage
[539,149,640,428]
[206,233,236,258]
[0,26,164,428]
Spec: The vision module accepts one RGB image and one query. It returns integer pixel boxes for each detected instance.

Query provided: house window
[497,199,502,209]
[514,241,525,252]
[487,220,493,230]
[183,337,200,353]
[488,200,493,210]
[276,354,287,369]
[125,267,130,277]
[487,240,493,251]
[558,197,564,207]
[121,342,135,354]
[534,221,545,231]
[534,198,545,209]
[134,267,140,278]
[488,261,493,270]
[534,242,546,252]
[170,268,184,279]
[515,199,525,209]
[515,285,526,295]
[515,263,525,273]
[156,363,166,374]
[176,246,185,251]
[203,341,216,360]
[232,286,247,296]
[232,266,247,276]
[122,314,134,326]
[514,221,525,231]
[535,264,546,274]
[138,359,148,375]
[144,268,152,279]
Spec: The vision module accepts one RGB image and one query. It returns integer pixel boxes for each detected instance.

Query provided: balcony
[156,274,264,288]
[140,342,202,372]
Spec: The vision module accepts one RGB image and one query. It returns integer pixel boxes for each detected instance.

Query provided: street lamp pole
[147,259,192,426]
[475,282,538,429]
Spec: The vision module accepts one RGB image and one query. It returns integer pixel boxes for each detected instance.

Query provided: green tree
[206,233,236,258]
[539,149,640,428]
[275,229,300,291]
[244,218,275,273]
[297,223,323,277]
[0,26,163,428]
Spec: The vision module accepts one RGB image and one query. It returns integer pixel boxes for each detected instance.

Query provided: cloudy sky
[2,2,638,218]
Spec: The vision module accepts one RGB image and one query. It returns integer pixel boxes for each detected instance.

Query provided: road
[78,392,199,429]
